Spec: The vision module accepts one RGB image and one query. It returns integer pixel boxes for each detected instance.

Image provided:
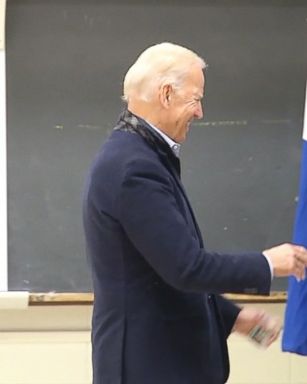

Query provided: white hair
[122,42,206,103]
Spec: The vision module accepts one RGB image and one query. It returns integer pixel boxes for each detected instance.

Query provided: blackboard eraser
[0,291,29,309]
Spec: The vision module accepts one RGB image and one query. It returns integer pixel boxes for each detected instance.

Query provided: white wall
[1,304,307,384]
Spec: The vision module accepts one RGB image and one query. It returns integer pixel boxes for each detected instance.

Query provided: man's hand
[233,307,281,347]
[263,243,307,281]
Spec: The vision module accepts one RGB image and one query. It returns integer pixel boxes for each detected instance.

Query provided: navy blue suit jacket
[83,109,271,384]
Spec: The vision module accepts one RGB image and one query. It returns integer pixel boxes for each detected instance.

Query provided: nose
[195,101,203,119]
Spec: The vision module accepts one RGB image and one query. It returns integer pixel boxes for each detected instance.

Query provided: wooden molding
[28,291,287,306]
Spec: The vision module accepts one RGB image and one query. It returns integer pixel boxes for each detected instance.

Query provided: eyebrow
[194,93,203,100]
[192,88,203,99]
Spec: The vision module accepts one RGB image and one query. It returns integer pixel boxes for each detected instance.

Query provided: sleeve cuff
[262,253,273,280]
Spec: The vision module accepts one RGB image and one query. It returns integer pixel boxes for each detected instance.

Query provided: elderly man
[83,42,307,384]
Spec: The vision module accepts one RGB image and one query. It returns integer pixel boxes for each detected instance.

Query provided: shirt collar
[145,121,181,157]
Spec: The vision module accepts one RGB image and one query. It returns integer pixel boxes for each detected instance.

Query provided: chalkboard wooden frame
[28,292,287,305]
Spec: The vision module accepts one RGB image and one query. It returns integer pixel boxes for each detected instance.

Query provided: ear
[159,84,173,108]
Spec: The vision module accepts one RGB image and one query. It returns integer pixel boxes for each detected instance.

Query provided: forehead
[183,65,204,95]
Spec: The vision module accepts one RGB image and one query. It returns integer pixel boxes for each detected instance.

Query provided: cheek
[182,105,193,117]
[174,105,193,127]
[184,107,195,121]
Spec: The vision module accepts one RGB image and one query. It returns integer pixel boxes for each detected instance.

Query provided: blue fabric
[282,140,307,355]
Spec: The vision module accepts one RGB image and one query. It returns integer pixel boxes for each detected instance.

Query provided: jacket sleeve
[118,158,271,294]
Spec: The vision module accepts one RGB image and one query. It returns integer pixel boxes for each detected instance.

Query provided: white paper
[0,49,7,291]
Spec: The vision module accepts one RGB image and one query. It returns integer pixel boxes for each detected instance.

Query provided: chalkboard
[6,0,307,292]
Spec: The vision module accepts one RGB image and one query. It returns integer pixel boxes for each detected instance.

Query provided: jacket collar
[115,108,181,177]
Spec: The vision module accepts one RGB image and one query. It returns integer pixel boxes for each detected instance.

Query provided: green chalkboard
[6,0,307,292]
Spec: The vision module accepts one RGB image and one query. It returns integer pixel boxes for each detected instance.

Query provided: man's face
[166,65,204,143]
